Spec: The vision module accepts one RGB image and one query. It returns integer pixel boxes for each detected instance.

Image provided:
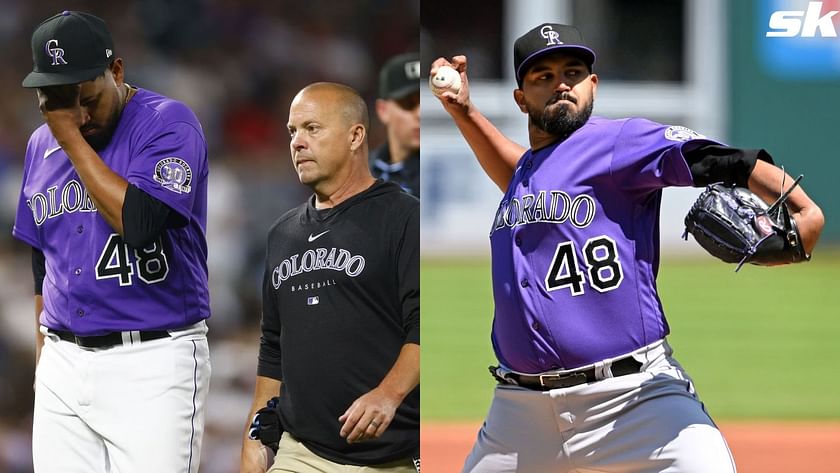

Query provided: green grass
[421,250,840,422]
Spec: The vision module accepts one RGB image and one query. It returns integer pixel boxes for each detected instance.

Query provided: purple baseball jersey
[13,88,210,336]
[490,116,718,373]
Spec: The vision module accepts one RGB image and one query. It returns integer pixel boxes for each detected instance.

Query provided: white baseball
[429,66,461,96]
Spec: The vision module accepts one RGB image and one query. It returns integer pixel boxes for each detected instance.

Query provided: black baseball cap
[379,52,420,99]
[514,23,596,87]
[22,11,115,88]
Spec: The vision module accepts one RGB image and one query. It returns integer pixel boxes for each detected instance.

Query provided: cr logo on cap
[45,39,68,66]
[540,25,563,46]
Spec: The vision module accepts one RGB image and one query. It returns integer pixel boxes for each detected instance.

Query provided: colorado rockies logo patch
[541,25,562,45]
[45,39,68,66]
[664,126,706,142]
[153,157,192,194]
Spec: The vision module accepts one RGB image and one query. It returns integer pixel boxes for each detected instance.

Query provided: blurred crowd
[0,0,418,471]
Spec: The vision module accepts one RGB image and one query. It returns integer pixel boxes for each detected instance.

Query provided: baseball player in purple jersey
[431,23,825,472]
[13,11,211,472]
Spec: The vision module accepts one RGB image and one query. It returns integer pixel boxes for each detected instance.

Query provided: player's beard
[530,93,594,141]
[81,103,121,151]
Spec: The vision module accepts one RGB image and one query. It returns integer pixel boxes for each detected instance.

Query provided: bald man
[240,83,420,473]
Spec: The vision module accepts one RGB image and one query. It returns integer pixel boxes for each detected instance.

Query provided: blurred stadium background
[420,0,839,469]
[0,1,418,471]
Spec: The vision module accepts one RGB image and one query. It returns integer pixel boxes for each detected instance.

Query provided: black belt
[490,356,643,391]
[48,328,170,349]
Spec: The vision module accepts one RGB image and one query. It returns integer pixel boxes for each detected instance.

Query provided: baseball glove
[683,175,810,271]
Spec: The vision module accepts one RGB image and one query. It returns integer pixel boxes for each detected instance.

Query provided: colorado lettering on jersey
[27,179,97,226]
[491,190,596,236]
[272,247,365,289]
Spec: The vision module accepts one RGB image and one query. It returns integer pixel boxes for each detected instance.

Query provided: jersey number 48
[545,236,623,295]
[95,233,170,286]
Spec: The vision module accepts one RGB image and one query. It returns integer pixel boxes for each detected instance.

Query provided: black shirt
[258,180,419,465]
[369,143,420,198]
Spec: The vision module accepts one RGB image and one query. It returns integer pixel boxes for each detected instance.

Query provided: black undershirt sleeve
[32,247,46,295]
[258,247,284,381]
[122,184,187,249]
[683,145,775,188]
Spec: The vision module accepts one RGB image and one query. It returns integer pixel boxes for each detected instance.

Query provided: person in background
[371,52,420,198]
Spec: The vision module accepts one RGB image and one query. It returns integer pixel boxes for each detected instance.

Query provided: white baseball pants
[32,322,211,473]
[462,339,737,473]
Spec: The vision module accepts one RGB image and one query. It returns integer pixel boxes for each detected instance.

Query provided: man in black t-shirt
[370,52,420,198]
[240,82,420,473]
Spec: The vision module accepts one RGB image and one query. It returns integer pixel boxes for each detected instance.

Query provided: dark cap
[514,23,596,86]
[379,52,420,99]
[22,11,115,88]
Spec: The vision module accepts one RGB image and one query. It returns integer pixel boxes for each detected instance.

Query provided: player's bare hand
[36,85,85,143]
[338,386,400,444]
[430,55,472,117]
[239,440,271,473]
[793,207,824,256]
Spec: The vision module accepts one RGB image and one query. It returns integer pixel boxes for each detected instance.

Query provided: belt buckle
[538,372,587,389]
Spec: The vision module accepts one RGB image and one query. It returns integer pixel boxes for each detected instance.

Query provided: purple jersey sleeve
[610,118,720,198]
[126,120,207,221]
[12,135,43,249]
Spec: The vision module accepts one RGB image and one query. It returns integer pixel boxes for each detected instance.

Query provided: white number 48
[95,233,169,286]
[544,236,624,295]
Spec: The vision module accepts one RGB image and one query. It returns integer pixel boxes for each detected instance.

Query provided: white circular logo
[153,157,193,194]
[664,125,706,142]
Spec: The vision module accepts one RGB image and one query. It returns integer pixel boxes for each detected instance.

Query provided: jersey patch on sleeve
[153,157,193,194]
[664,126,706,142]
